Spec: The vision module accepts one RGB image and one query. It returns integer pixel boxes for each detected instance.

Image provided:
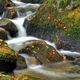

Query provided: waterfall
[10,11,35,37]
[10,17,27,37]
[4,0,80,79]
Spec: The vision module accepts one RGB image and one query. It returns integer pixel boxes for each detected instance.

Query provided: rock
[2,7,17,19]
[16,55,27,70]
[26,0,80,52]
[19,40,75,65]
[0,0,5,15]
[21,0,45,4]
[0,39,17,73]
[0,18,18,37]
[23,18,30,29]
[71,58,80,66]
[0,0,15,15]
[0,28,8,40]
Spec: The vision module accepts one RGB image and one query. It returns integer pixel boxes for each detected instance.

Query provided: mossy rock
[0,39,17,73]
[0,74,12,80]
[17,74,44,80]
[26,0,69,41]
[19,40,72,64]
[0,73,45,80]
[26,0,80,52]
[55,6,80,52]
[63,7,80,41]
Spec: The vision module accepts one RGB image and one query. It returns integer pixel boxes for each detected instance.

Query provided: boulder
[26,0,80,52]
[0,28,8,40]
[0,39,17,73]
[2,7,17,19]
[0,0,5,15]
[0,0,15,15]
[16,55,27,70]
[0,18,18,37]
[19,40,75,65]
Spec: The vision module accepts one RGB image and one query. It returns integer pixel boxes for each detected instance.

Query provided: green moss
[0,73,45,80]
[0,74,12,80]
[59,0,71,8]
[63,7,80,41]
[28,0,80,41]
[0,39,17,59]
[17,74,41,80]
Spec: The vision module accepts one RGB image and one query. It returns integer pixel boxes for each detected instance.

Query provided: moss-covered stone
[0,74,12,80]
[26,0,69,41]
[63,7,80,41]
[26,0,80,52]
[0,73,45,80]
[0,39,17,73]
[19,40,75,65]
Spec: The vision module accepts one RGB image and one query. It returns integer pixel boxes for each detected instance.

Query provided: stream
[1,0,80,80]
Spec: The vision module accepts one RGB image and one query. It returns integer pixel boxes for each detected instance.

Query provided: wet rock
[16,55,27,70]
[0,0,15,15]
[23,18,30,29]
[43,62,80,75]
[0,18,18,37]
[0,28,8,40]
[71,58,80,66]
[19,40,75,65]
[55,6,80,52]
[0,39,17,73]
[0,0,5,15]
[26,0,80,52]
[2,7,17,19]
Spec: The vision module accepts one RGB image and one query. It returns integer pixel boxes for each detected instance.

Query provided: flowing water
[4,0,80,79]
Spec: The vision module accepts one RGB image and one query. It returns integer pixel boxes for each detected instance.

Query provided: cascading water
[10,0,40,37]
[10,11,35,37]
[10,17,27,37]
[5,0,80,79]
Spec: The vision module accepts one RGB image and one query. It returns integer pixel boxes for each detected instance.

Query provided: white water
[10,17,27,37]
[0,17,1,19]
[10,11,35,37]
[11,0,26,6]
[6,36,39,44]
[19,53,80,79]
[4,0,80,79]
